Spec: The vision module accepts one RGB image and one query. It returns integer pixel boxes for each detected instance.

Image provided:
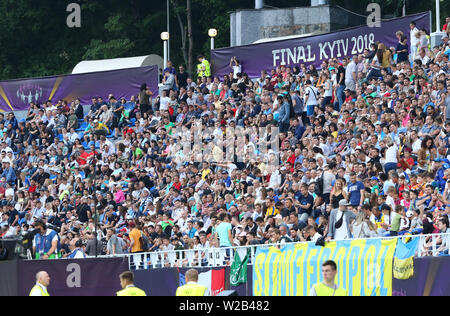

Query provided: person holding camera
[229,56,242,80]
[32,219,59,260]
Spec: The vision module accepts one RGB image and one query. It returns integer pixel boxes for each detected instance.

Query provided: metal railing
[89,233,450,270]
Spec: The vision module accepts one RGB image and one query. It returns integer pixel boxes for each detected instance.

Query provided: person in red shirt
[123,127,134,138]
[287,149,300,171]
[172,174,182,191]
[28,179,37,193]
[77,147,90,166]
[442,16,450,31]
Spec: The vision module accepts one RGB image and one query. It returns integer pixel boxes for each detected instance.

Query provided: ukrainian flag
[393,237,419,280]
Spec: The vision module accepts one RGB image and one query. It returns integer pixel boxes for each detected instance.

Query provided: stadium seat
[76,121,88,132]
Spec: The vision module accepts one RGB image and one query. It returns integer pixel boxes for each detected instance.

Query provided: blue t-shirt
[296,193,314,215]
[347,181,365,206]
[216,222,232,247]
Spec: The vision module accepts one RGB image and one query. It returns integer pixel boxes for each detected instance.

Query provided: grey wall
[230,5,366,47]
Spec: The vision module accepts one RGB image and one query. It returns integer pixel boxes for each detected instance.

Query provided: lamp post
[208,28,217,50]
[167,0,170,60]
[436,0,441,32]
[161,32,170,70]
[93,159,99,258]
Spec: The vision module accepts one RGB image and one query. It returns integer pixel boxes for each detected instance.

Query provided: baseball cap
[339,199,351,206]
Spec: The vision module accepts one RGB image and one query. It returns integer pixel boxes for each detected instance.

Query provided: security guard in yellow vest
[197,55,211,78]
[29,271,51,296]
[176,269,210,296]
[309,260,348,296]
[116,271,147,296]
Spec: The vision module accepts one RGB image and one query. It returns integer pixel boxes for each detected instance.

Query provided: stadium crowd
[0,20,450,260]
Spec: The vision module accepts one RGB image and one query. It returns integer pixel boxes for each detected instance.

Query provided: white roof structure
[72,54,164,74]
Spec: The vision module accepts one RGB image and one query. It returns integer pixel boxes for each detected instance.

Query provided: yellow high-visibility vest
[176,283,208,296]
[202,60,211,77]
[29,285,50,296]
[313,282,348,296]
[116,285,147,296]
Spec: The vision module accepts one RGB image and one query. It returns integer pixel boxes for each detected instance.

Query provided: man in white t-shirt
[410,22,419,61]
[229,57,242,79]
[158,90,170,111]
[344,55,357,92]
[304,80,319,123]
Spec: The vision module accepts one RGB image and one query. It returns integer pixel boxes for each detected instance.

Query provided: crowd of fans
[0,19,450,261]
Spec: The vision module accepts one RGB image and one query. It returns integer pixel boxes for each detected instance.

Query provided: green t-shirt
[216,222,232,247]
[371,185,379,194]
[134,147,143,157]
[390,212,402,232]
[165,122,175,135]
[160,220,174,231]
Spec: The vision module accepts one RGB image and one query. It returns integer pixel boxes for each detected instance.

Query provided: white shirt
[410,27,419,47]
[345,62,357,83]
[310,232,322,243]
[385,145,398,163]
[412,139,422,153]
[305,86,319,106]
[159,96,170,111]
[334,210,349,240]
[232,65,242,79]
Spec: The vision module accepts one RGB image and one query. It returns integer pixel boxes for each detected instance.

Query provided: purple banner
[17,257,129,296]
[0,65,158,112]
[211,12,430,78]
[393,256,450,296]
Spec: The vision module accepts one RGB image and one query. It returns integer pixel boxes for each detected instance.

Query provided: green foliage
[0,0,447,80]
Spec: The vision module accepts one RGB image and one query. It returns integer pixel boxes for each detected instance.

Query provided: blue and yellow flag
[393,237,419,280]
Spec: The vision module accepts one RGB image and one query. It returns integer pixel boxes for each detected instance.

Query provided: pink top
[115,190,125,204]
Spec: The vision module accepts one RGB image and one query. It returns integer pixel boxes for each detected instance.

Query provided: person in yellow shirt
[264,198,279,219]
[197,55,211,78]
[92,120,110,136]
[309,260,348,296]
[116,271,146,296]
[129,221,144,253]
[29,271,51,296]
[176,269,210,296]
[201,162,211,179]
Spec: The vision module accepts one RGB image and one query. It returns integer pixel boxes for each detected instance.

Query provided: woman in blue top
[215,213,233,247]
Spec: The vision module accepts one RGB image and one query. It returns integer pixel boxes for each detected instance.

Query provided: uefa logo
[16,84,43,105]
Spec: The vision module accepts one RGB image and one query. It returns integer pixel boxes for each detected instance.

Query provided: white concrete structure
[72,55,164,74]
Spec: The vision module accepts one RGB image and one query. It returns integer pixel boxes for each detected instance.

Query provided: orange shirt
[130,228,143,253]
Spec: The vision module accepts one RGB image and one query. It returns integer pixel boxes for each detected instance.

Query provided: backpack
[315,171,325,196]
[293,94,304,114]
[140,232,149,252]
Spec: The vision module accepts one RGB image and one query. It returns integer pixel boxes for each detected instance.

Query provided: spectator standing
[344,56,358,92]
[129,220,144,253]
[327,199,356,241]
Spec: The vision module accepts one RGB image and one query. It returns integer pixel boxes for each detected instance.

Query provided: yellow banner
[253,239,397,296]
